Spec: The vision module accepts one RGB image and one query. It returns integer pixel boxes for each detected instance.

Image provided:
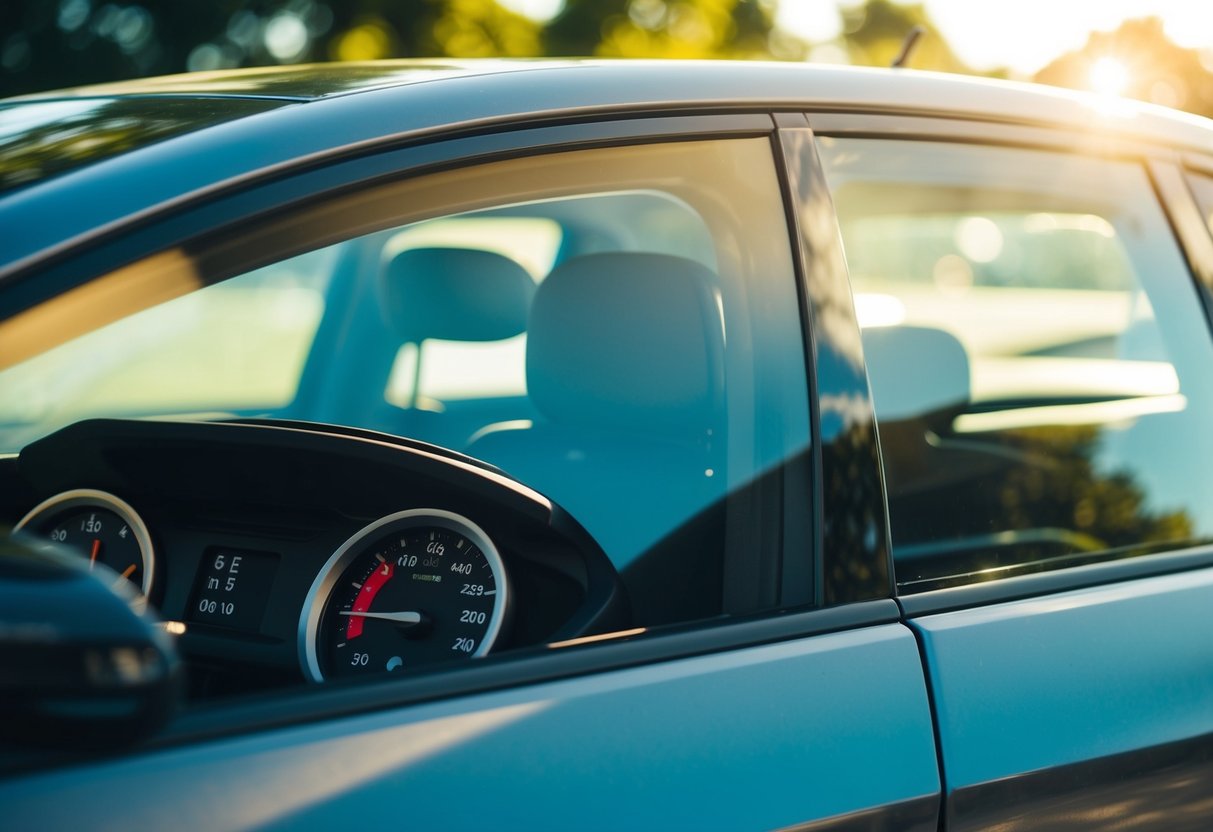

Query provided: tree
[0,0,541,98]
[543,0,792,60]
[838,0,969,73]
[1034,17,1213,119]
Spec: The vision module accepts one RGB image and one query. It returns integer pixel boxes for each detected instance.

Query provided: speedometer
[299,509,509,682]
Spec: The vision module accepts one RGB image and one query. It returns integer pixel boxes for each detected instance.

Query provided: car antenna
[891,25,926,68]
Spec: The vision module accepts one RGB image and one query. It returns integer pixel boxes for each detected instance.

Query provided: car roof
[14,58,1213,141]
[3,60,1212,281]
[5,60,560,102]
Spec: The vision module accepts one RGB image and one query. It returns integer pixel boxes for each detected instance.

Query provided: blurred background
[2,0,1212,118]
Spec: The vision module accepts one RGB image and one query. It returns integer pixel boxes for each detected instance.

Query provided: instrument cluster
[3,419,626,696]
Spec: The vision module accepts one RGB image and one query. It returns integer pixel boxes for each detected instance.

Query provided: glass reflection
[0,96,282,194]
[818,137,1213,591]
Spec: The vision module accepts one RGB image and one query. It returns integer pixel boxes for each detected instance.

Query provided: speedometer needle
[340,610,423,626]
[89,538,100,570]
[112,564,136,588]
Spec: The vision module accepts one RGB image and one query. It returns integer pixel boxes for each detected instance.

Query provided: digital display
[187,548,278,632]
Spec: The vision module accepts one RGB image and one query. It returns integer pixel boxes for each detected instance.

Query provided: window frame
[1,111,883,747]
[775,115,892,608]
[1180,160,1213,258]
[804,110,1213,615]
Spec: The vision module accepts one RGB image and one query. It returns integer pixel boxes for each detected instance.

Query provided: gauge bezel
[298,508,510,683]
[14,487,156,596]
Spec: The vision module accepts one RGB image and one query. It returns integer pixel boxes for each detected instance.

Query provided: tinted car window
[1,137,810,626]
[818,137,1213,591]
[0,248,334,432]
[382,215,562,405]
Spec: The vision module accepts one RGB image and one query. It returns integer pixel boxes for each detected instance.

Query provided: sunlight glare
[1089,57,1129,96]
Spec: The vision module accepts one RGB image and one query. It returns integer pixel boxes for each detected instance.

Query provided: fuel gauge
[15,489,155,596]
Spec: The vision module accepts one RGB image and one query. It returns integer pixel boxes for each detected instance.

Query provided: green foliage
[837,0,966,72]
[544,0,787,60]
[0,0,541,97]
[0,0,794,97]
[2,2,1212,122]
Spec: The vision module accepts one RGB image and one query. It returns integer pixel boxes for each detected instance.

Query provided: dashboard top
[4,418,626,697]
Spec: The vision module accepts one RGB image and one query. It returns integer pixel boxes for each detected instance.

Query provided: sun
[1089,57,1129,96]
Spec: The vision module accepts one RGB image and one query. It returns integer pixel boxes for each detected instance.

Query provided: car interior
[0,137,811,703]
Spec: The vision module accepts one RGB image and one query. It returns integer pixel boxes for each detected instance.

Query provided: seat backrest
[861,324,976,536]
[468,252,728,624]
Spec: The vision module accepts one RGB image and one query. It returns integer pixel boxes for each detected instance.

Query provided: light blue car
[3,60,1213,830]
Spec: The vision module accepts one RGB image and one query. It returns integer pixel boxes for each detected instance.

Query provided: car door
[810,115,1213,830]
[0,114,939,830]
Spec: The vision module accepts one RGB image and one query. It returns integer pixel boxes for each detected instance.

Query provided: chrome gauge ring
[15,488,155,596]
[299,509,509,682]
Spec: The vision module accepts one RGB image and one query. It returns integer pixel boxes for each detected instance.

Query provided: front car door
[0,112,939,830]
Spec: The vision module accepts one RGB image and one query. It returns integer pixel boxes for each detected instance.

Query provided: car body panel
[7,60,566,101]
[0,624,939,831]
[911,567,1213,829]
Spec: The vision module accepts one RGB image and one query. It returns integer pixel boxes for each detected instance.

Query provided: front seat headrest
[381,247,535,344]
[526,252,724,435]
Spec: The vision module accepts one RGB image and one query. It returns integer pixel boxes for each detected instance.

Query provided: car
[2,58,1213,830]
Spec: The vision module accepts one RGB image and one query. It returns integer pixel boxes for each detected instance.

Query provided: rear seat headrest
[526,252,724,435]
[861,324,971,421]
[381,247,535,344]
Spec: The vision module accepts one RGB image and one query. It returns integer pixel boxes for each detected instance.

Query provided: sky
[498,0,1213,77]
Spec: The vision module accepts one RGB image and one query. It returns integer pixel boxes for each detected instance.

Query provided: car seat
[468,252,728,624]
[861,324,979,552]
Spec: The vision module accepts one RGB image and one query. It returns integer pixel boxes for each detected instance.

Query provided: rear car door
[0,113,939,830]
[813,117,1213,830]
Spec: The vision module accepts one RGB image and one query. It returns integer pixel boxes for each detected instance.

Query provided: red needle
[89,538,101,570]
[347,559,395,640]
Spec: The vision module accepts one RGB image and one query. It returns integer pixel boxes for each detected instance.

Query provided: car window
[817,137,1213,591]
[0,248,334,436]
[381,215,562,405]
[1,136,810,627]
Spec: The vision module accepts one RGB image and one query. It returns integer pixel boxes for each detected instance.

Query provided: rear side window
[818,137,1213,591]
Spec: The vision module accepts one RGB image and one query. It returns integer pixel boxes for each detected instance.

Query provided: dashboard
[1,419,627,698]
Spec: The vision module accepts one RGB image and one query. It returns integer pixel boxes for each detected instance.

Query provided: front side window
[0,248,334,437]
[818,137,1213,591]
[1,136,810,626]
